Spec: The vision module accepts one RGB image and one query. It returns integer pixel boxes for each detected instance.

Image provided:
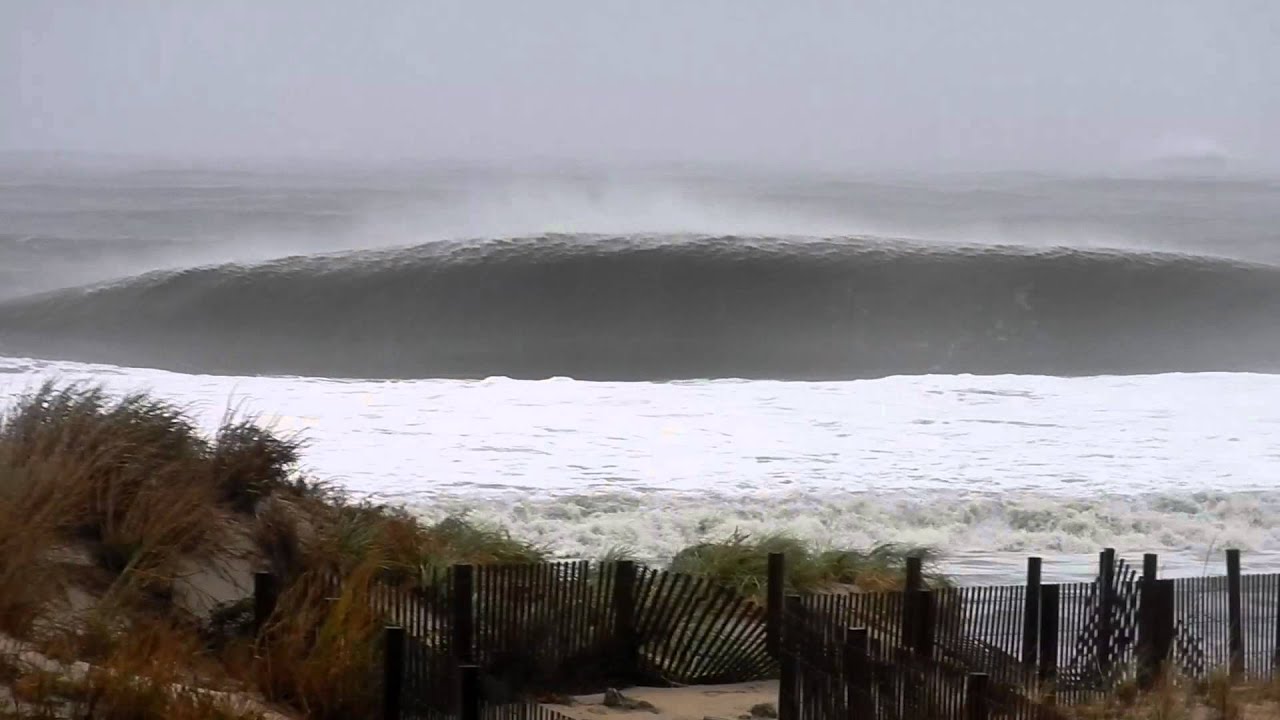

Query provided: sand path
[552,681,779,720]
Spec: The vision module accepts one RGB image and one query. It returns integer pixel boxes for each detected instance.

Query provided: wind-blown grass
[669,529,942,599]
[0,383,321,628]
[252,563,384,720]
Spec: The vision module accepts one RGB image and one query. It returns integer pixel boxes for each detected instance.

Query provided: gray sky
[2,1,1278,173]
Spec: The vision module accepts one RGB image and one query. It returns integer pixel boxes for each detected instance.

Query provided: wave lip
[0,233,1278,380]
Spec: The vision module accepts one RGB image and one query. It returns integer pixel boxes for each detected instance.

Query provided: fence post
[1143,553,1158,584]
[844,627,871,720]
[905,555,923,595]
[1022,557,1042,673]
[452,564,475,664]
[458,664,480,720]
[1274,572,1280,671]
[253,571,278,637]
[1038,584,1060,707]
[767,552,786,658]
[966,672,990,720]
[1098,548,1116,677]
[1227,549,1244,678]
[902,556,923,649]
[779,595,803,720]
[384,626,405,720]
[1138,564,1158,690]
[613,560,638,679]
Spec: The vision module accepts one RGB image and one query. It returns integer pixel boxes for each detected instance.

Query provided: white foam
[400,488,1280,582]
[4,355,1280,582]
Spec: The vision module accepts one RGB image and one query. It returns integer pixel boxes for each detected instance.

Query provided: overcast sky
[2,1,1277,173]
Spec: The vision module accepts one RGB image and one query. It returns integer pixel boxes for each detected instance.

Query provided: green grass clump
[669,530,941,599]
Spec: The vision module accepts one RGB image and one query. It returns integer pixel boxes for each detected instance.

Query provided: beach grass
[669,529,942,599]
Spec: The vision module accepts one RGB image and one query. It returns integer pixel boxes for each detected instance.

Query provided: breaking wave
[1,233,1279,379]
[403,488,1280,582]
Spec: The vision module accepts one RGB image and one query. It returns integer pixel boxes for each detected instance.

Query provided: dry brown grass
[0,383,275,620]
[251,562,384,720]
[1056,666,1280,720]
[260,480,545,589]
[3,619,272,719]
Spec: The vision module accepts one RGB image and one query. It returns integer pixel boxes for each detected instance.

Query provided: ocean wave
[1,233,1278,379]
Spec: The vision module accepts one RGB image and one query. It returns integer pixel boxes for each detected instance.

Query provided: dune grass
[250,563,385,720]
[0,383,564,717]
[0,382,305,622]
[1056,665,1280,719]
[669,529,942,599]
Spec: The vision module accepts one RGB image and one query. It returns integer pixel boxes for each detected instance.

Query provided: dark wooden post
[902,556,923,649]
[1274,571,1280,671]
[458,664,480,720]
[1138,564,1158,690]
[384,626,405,720]
[767,552,786,658]
[1227,549,1244,678]
[1038,584,1060,707]
[613,560,638,678]
[844,627,871,720]
[966,673,990,720]
[452,564,475,663]
[914,590,935,659]
[1140,552,1162,689]
[905,555,924,594]
[779,595,803,720]
[253,571,278,636]
[1022,557,1042,673]
[1098,548,1116,676]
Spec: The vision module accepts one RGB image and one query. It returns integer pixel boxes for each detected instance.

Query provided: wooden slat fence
[1172,574,1230,676]
[932,584,1026,688]
[780,596,1023,720]
[634,565,776,684]
[318,560,774,711]
[776,550,1280,717]
[471,562,620,694]
[256,548,1280,718]
[1241,573,1280,677]
[354,568,456,713]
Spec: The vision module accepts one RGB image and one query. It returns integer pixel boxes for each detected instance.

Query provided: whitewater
[2,163,1279,584]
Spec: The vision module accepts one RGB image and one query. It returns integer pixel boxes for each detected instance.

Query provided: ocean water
[2,163,1279,584]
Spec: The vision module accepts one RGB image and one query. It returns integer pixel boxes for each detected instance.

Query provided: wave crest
[1,233,1278,379]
